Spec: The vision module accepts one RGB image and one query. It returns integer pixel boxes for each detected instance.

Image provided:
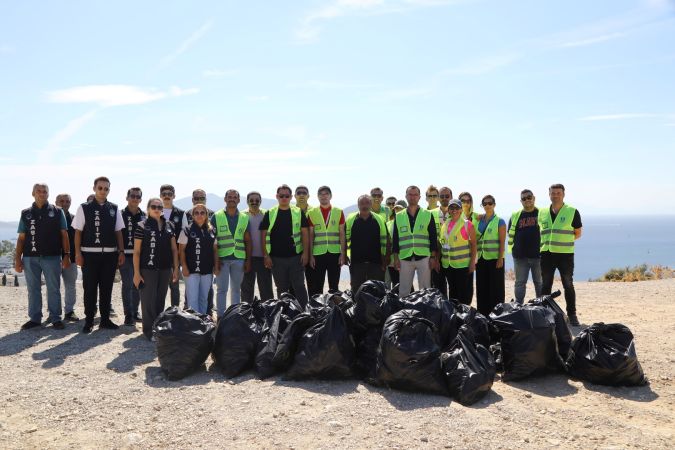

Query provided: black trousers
[241,256,274,302]
[442,266,471,305]
[431,268,448,299]
[140,268,172,339]
[541,251,577,315]
[169,276,181,307]
[350,262,385,294]
[271,255,309,307]
[82,252,118,324]
[306,252,340,296]
[388,267,400,287]
[466,270,475,305]
[475,258,505,317]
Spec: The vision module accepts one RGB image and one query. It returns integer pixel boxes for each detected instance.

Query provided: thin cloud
[160,20,214,67]
[579,113,658,121]
[39,109,100,161]
[557,32,626,48]
[47,85,199,107]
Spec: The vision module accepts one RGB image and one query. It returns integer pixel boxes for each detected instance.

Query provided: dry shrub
[596,264,675,282]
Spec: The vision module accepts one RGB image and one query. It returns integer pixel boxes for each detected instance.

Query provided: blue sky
[1,0,674,220]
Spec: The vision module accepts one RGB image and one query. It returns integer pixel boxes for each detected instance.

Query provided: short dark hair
[520,189,533,196]
[406,185,420,194]
[295,185,309,194]
[385,196,396,203]
[247,191,261,201]
[127,187,142,197]
[549,183,565,192]
[93,176,110,186]
[481,194,495,205]
[225,189,240,198]
[317,185,331,195]
[192,188,206,197]
[458,191,473,203]
[439,186,453,197]
[160,184,175,194]
[277,184,292,195]
[370,187,383,195]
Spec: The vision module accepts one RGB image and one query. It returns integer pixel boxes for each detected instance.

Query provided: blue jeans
[215,259,244,317]
[23,256,62,323]
[513,257,542,303]
[61,263,78,314]
[119,257,140,317]
[185,273,213,314]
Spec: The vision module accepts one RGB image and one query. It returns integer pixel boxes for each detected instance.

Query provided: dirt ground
[0,278,673,449]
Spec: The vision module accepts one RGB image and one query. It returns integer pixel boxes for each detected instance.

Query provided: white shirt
[72,204,125,231]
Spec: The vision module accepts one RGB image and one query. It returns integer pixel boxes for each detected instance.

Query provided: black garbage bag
[376,309,449,396]
[285,303,356,380]
[442,326,496,405]
[255,297,305,379]
[528,290,572,361]
[566,323,647,386]
[153,307,216,380]
[308,290,351,310]
[490,302,563,381]
[212,301,266,378]
[353,282,387,331]
[354,327,382,381]
[272,312,323,371]
[400,288,456,348]
[449,303,493,349]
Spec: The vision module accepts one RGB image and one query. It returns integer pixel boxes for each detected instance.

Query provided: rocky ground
[0,278,673,449]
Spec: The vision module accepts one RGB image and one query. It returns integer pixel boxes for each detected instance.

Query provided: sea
[2,215,674,280]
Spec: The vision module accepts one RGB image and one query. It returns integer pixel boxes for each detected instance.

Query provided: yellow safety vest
[345,212,387,256]
[308,206,342,255]
[440,219,471,269]
[214,210,249,259]
[395,208,432,259]
[538,204,576,254]
[476,214,501,260]
[265,206,303,254]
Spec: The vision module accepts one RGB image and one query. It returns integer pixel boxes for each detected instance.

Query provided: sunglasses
[248,200,260,204]
[449,205,461,210]
[460,199,471,204]
[427,194,439,198]
[193,196,206,201]
[96,186,110,192]
[161,191,174,197]
[128,194,141,200]
[371,194,383,198]
[521,195,533,201]
[193,210,207,216]
[439,195,451,199]
[482,202,494,206]
[386,202,396,207]
[295,191,308,196]
[279,194,291,199]
[149,204,163,210]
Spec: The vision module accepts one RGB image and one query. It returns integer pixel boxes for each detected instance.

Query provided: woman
[385,200,406,289]
[439,199,476,304]
[133,197,179,340]
[178,203,218,314]
[475,195,506,316]
[458,192,479,303]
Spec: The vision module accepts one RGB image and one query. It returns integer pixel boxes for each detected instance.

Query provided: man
[439,199,477,304]
[346,195,389,293]
[306,186,346,296]
[183,188,215,315]
[294,185,312,214]
[160,184,184,307]
[539,184,583,326]
[211,189,251,317]
[427,185,450,298]
[241,191,274,302]
[119,187,145,325]
[260,184,310,307]
[385,197,397,212]
[55,193,79,321]
[370,187,390,223]
[73,176,125,333]
[392,185,439,296]
[508,189,542,304]
[386,200,407,289]
[15,183,70,330]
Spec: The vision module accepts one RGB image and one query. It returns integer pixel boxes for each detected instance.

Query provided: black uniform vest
[168,207,185,237]
[138,217,174,270]
[184,223,215,274]
[121,207,146,252]
[81,201,118,248]
[20,203,62,257]
[184,208,215,228]
[63,210,75,257]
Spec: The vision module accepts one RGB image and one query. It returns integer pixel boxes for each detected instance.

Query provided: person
[392,186,439,296]
[294,185,312,214]
[385,200,407,288]
[429,186,453,298]
[211,189,251,317]
[55,193,79,321]
[73,176,125,333]
[241,191,274,302]
[306,186,346,296]
[458,192,479,303]
[439,199,477,304]
[119,187,145,326]
[475,195,506,316]
[15,183,70,330]
[426,185,440,211]
[160,184,184,307]
[133,198,179,340]
[385,196,397,210]
[370,187,390,223]
[182,188,215,315]
[508,189,542,303]
[539,183,583,326]
[178,203,218,315]
[346,195,389,293]
[260,184,310,307]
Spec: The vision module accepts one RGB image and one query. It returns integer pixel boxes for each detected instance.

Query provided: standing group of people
[14,178,583,339]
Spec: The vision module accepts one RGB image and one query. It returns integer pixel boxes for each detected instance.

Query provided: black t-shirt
[259,208,309,257]
[550,206,582,229]
[509,208,540,259]
[349,215,383,264]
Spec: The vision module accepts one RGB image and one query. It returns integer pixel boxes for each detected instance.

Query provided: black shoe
[82,322,93,334]
[134,313,142,322]
[52,321,65,330]
[109,308,118,318]
[568,314,580,326]
[64,312,80,322]
[99,319,119,330]
[123,315,134,326]
[21,320,41,330]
